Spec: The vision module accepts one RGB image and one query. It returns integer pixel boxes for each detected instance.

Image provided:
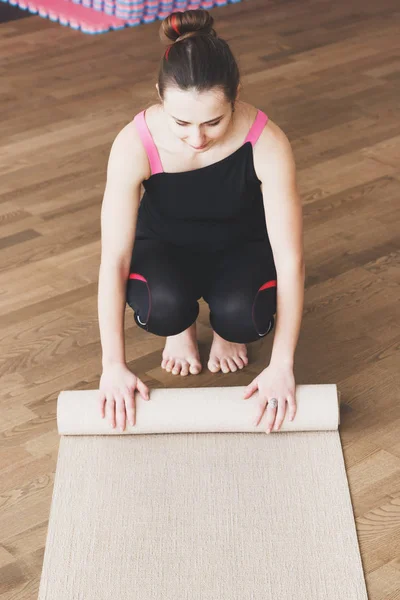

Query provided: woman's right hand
[99,363,150,431]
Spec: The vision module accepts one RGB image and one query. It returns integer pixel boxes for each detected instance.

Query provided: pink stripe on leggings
[128,273,151,325]
[258,279,277,291]
[129,273,147,282]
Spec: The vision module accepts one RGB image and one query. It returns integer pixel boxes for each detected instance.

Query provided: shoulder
[109,116,151,182]
[252,114,296,184]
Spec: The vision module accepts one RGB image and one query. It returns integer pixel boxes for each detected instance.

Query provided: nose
[186,128,206,146]
[189,136,206,147]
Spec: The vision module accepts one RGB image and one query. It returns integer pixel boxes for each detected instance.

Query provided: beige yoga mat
[38,384,368,599]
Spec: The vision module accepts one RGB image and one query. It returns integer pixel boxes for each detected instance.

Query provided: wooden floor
[1,0,400,597]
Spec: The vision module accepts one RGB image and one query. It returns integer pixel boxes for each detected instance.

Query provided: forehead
[163,87,228,122]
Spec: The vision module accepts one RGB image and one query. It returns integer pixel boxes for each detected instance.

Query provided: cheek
[212,128,227,140]
[207,124,227,138]
[217,122,230,134]
[170,123,186,138]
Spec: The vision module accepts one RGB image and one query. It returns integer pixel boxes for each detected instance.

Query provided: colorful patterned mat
[0,0,241,34]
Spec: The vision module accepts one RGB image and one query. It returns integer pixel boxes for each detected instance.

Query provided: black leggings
[126,238,277,344]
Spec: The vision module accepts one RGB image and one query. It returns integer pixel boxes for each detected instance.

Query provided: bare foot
[207,330,249,373]
[161,322,202,376]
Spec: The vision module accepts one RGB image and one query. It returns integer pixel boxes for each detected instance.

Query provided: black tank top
[133,108,271,253]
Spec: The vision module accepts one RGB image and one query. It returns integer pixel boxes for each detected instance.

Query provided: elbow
[99,258,131,279]
[276,258,305,276]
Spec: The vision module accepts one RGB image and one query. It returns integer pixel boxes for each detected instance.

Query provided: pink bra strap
[244,109,269,146]
[133,110,163,175]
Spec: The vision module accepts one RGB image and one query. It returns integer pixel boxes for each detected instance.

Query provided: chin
[189,142,209,150]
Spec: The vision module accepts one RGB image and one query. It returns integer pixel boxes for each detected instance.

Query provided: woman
[98,9,305,434]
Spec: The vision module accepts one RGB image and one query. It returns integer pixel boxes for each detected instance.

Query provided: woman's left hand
[243,363,297,432]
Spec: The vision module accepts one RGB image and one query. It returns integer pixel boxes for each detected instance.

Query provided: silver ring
[268,397,278,409]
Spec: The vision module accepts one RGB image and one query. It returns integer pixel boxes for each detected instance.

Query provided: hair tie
[165,13,181,61]
[171,13,181,36]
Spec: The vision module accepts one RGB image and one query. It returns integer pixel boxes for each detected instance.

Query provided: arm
[98,122,149,369]
[255,122,305,368]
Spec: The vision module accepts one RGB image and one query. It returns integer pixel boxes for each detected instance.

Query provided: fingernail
[266,429,270,434]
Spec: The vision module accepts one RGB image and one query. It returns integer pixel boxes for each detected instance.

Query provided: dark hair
[157,9,240,109]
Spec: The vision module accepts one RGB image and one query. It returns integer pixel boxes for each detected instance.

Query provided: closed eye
[176,120,222,127]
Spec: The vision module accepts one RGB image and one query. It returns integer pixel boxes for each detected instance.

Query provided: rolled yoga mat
[38,384,369,599]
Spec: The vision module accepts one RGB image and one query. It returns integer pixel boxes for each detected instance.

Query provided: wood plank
[1,0,399,597]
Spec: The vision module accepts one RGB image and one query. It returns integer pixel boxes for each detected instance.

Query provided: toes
[239,353,248,366]
[172,361,181,375]
[208,359,220,373]
[220,359,230,374]
[227,358,238,372]
[164,358,201,375]
[189,361,201,375]
[180,363,190,376]
[233,356,244,369]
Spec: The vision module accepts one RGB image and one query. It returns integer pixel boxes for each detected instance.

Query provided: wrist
[102,358,126,369]
[269,356,294,369]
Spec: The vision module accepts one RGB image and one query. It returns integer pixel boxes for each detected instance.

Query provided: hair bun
[160,9,217,45]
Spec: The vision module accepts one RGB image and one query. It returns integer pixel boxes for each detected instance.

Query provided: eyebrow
[172,114,224,124]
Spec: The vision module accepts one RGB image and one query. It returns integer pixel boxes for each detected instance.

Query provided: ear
[155,83,162,102]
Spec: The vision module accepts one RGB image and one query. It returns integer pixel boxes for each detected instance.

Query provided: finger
[287,393,296,421]
[243,380,258,399]
[136,379,150,401]
[98,391,106,418]
[124,389,136,426]
[265,399,278,433]
[273,399,287,431]
[105,394,116,429]
[254,401,267,427]
[114,392,126,432]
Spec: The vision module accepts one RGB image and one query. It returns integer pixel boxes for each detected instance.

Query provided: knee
[146,289,199,337]
[209,282,277,343]
[127,274,199,337]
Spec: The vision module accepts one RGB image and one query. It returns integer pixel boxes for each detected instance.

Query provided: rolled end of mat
[57,384,340,435]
